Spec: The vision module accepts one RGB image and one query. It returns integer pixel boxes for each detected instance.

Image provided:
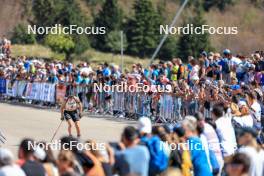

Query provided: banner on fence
[0,79,6,94]
[40,83,56,102]
[25,82,55,103]
[56,84,66,104]
[5,80,16,97]
[16,81,27,97]
[25,82,40,100]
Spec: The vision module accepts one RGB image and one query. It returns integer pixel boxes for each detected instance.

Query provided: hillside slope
[0,0,24,37]
[0,0,263,55]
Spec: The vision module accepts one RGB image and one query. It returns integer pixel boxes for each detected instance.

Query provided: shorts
[64,110,80,122]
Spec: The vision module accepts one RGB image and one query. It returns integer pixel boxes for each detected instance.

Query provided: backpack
[141,136,168,175]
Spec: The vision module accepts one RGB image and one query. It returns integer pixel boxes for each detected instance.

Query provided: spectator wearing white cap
[138,117,169,176]
[138,117,152,135]
[0,148,26,176]
[33,145,59,176]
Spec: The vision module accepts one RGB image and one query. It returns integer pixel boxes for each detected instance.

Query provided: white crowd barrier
[0,78,185,122]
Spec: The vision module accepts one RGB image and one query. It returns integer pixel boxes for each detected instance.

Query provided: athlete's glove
[79,113,83,118]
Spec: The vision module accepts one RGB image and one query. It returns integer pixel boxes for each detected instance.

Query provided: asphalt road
[0,103,134,154]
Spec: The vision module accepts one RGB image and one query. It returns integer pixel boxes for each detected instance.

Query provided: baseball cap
[223,49,231,55]
[138,117,152,134]
[34,146,46,161]
[0,148,14,165]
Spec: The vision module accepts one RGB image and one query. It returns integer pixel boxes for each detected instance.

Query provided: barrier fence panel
[0,78,190,122]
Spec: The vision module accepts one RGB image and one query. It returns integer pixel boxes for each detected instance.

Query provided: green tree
[44,32,75,60]
[32,0,58,27]
[93,0,123,51]
[177,10,213,61]
[183,0,237,12]
[155,0,178,60]
[158,36,178,60]
[203,0,237,11]
[32,0,90,54]
[85,0,105,6]
[105,31,127,53]
[11,24,36,44]
[126,0,161,57]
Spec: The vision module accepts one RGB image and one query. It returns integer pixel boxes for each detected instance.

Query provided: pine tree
[93,0,123,51]
[11,24,36,44]
[32,0,58,27]
[126,0,161,57]
[158,36,178,60]
[177,8,213,61]
[32,0,90,56]
[184,0,237,12]
[203,0,237,11]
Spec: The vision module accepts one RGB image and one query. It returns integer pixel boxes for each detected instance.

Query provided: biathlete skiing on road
[60,94,83,138]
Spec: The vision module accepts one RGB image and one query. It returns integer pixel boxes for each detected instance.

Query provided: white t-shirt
[190,65,199,80]
[251,101,261,121]
[238,146,264,176]
[0,164,26,176]
[230,57,241,68]
[215,115,237,157]
[233,115,253,127]
[80,66,92,75]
